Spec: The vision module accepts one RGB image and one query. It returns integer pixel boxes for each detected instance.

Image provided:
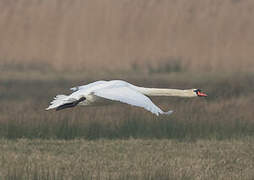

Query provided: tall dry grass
[0,70,253,140]
[1,138,254,180]
[0,0,254,71]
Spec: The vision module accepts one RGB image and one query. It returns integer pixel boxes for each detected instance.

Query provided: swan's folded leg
[56,97,86,111]
[161,110,174,115]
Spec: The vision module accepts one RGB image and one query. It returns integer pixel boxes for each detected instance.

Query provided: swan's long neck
[135,87,195,97]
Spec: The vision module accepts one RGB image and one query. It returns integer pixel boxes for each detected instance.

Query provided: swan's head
[193,89,208,97]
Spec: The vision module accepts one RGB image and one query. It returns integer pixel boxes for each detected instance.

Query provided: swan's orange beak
[197,91,208,97]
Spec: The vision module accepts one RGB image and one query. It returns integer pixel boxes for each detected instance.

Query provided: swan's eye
[193,89,201,94]
[194,89,208,97]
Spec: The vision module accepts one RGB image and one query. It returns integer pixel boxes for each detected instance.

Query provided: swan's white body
[46,80,206,116]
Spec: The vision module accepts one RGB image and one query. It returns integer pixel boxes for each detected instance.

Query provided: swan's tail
[46,94,69,110]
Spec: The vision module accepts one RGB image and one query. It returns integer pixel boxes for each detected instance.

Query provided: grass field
[1,138,254,180]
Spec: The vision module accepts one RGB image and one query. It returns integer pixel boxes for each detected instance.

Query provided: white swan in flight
[46,80,207,116]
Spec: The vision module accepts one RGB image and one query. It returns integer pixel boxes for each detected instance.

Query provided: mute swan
[46,80,207,116]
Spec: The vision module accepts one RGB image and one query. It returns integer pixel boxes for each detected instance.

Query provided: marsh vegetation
[1,0,254,179]
[0,66,254,179]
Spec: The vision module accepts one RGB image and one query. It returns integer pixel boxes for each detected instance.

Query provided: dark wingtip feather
[55,97,86,111]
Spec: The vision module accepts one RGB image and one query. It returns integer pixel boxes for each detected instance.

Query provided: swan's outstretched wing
[92,86,173,116]
[70,81,107,92]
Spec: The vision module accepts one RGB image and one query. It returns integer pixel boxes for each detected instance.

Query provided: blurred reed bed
[0,0,254,72]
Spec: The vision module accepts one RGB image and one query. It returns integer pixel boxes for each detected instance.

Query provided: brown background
[0,0,253,71]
